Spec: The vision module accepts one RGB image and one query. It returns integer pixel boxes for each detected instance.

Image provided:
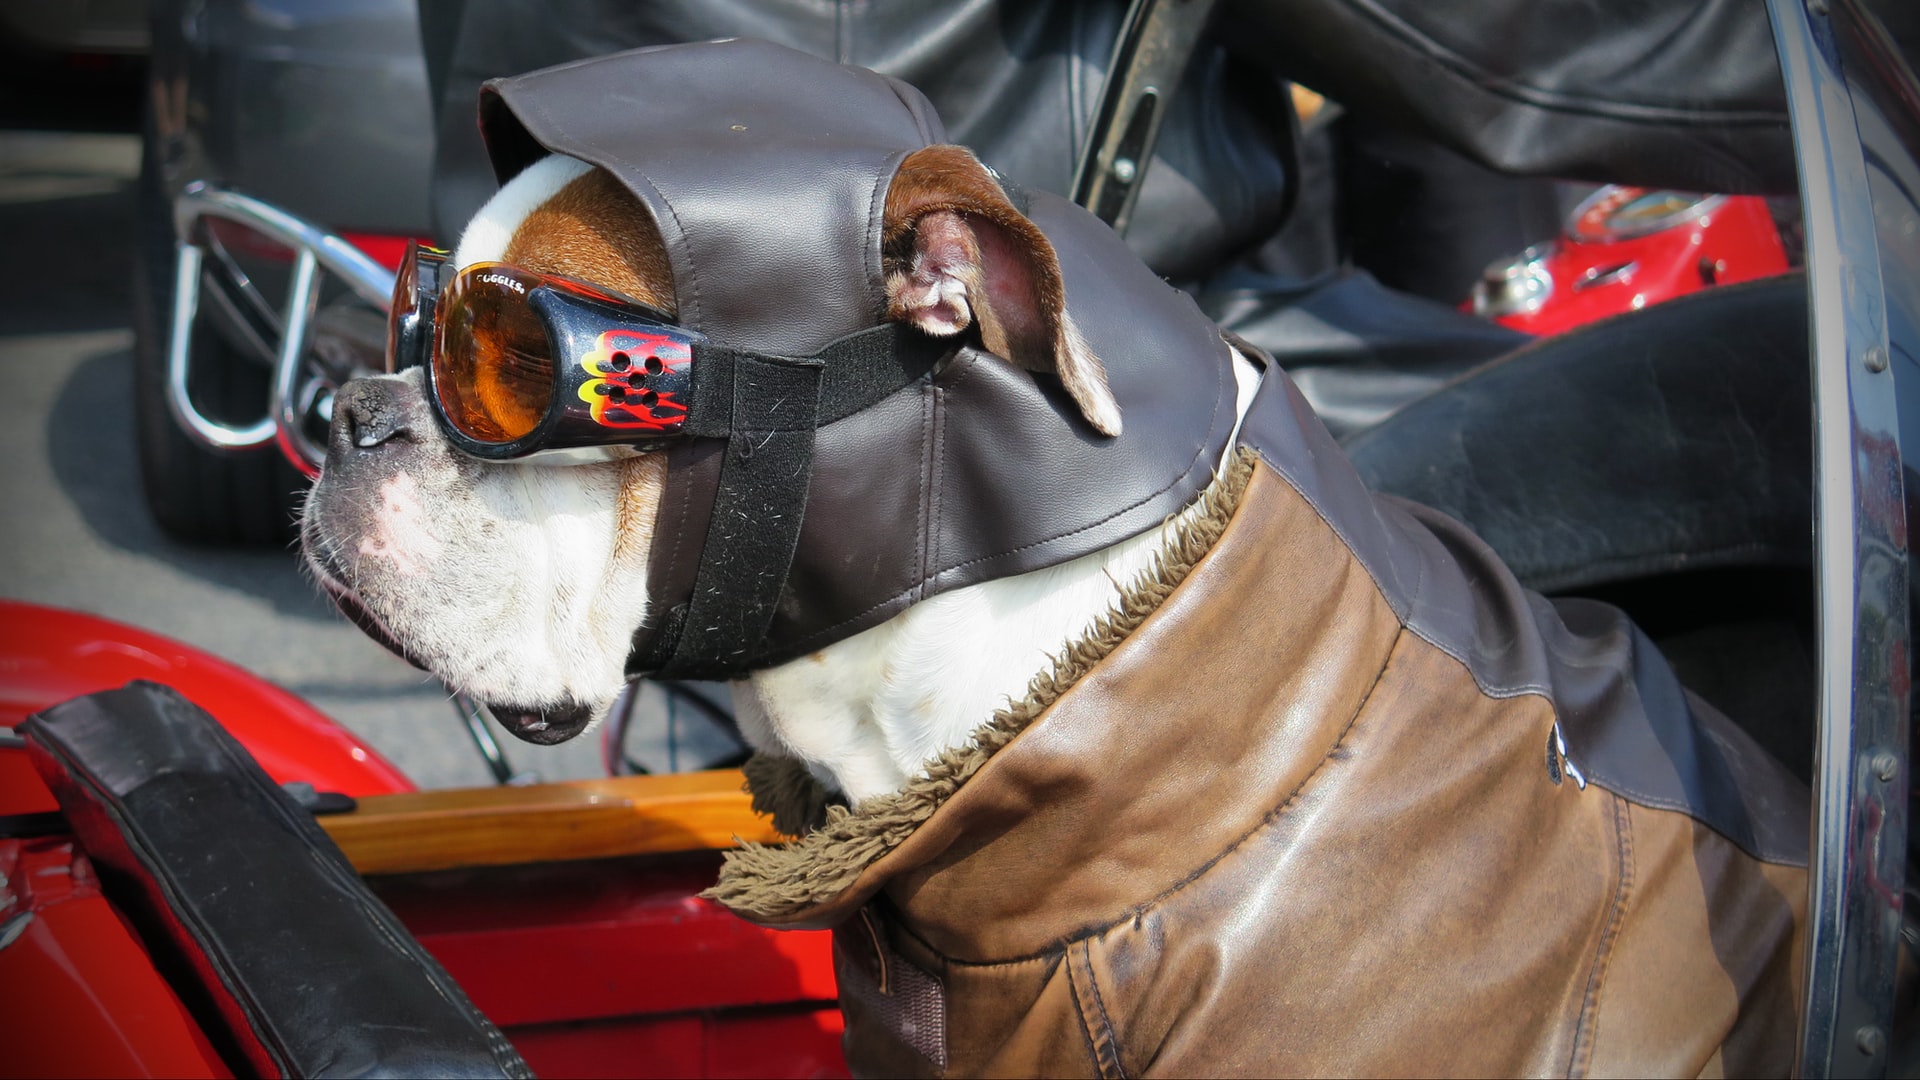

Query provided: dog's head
[301,143,1120,744]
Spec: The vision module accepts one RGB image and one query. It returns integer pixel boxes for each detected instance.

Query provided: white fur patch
[452,154,593,271]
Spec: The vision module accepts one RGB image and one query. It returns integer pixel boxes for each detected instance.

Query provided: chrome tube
[166,238,275,449]
[270,248,326,477]
[165,183,398,468]
[171,184,395,307]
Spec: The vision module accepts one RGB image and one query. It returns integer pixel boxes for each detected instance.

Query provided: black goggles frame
[387,242,704,462]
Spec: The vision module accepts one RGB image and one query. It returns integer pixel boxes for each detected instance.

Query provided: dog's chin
[491,702,596,745]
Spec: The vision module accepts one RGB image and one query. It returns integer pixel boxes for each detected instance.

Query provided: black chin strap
[628,322,951,681]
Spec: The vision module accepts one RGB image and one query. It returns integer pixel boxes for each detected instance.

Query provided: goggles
[386,243,704,462]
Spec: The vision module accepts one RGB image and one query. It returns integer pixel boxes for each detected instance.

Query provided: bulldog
[304,40,1809,1078]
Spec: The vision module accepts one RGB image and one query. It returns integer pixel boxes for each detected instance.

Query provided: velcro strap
[683,323,946,435]
[631,323,948,680]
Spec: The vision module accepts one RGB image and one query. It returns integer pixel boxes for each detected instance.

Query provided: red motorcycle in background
[1468,186,1793,336]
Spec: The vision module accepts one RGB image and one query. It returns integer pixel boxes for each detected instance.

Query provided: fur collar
[704,449,1255,923]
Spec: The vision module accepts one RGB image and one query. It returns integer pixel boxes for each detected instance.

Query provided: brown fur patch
[881,145,1065,366]
[882,145,1120,435]
[504,168,677,315]
[501,167,675,577]
[704,449,1258,922]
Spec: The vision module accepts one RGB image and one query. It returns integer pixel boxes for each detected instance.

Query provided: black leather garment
[1223,0,1795,195]
[428,0,1286,278]
[1341,274,1813,595]
[20,682,532,1080]
[480,41,1239,676]
[1204,266,1531,436]
[423,0,1793,268]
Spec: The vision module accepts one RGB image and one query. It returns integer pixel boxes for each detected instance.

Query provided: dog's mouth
[490,703,594,745]
[304,525,600,747]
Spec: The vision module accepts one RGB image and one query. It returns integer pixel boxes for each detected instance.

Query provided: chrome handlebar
[166,184,398,476]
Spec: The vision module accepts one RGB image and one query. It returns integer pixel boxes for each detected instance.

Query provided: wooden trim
[320,769,782,875]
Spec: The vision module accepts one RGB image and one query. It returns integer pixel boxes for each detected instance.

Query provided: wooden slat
[319,769,782,875]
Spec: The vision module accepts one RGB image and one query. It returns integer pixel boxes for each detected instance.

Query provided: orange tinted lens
[435,267,553,443]
[384,250,419,373]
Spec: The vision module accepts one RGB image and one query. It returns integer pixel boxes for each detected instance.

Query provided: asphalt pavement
[0,128,735,788]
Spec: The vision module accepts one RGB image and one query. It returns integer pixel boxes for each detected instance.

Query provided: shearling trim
[704,449,1258,922]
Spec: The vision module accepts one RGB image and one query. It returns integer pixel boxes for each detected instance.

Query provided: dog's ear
[883,145,1122,436]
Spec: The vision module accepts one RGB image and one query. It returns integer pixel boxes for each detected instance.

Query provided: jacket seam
[1064,949,1108,1077]
[1072,941,1129,1079]
[1248,445,1552,701]
[1568,791,1636,1078]
[912,382,934,603]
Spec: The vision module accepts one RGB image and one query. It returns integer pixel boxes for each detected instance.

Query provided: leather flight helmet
[476,39,1239,680]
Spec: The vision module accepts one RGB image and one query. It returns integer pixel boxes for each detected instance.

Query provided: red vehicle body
[0,601,846,1079]
[1466,186,1793,337]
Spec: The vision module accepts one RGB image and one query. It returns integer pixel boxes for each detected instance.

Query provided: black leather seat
[21,683,532,1079]
[1340,274,1812,595]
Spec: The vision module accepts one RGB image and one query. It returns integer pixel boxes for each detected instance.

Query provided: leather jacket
[708,385,1811,1077]
[424,0,1795,278]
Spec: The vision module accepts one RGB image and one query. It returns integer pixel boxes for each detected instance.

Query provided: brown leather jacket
[709,369,1810,1077]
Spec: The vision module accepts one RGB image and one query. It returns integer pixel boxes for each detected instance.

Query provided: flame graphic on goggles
[578,329,691,430]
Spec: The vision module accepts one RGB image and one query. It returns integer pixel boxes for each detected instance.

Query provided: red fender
[0,600,414,818]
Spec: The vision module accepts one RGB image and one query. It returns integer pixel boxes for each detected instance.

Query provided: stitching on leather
[1568,793,1635,1078]
[633,169,701,327]
[1065,948,1107,1074]
[866,156,898,321]
[1075,941,1129,1079]
[912,384,934,602]
[778,340,1232,655]
[930,384,946,592]
[879,72,937,145]
[1337,0,1787,127]
[1250,446,1553,700]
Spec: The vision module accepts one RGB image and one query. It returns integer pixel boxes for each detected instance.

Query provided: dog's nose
[332,376,422,453]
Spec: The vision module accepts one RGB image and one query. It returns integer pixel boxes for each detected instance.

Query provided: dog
[304,40,1808,1078]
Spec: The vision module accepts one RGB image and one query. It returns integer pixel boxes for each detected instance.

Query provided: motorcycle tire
[131,124,308,547]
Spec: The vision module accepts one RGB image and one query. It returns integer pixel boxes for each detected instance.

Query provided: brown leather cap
[475,41,1240,672]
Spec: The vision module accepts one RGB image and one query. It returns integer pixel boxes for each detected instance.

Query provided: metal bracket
[166,184,397,475]
[1070,0,1219,235]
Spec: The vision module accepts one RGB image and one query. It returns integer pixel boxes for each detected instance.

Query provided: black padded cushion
[20,682,532,1079]
[1341,274,1812,594]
